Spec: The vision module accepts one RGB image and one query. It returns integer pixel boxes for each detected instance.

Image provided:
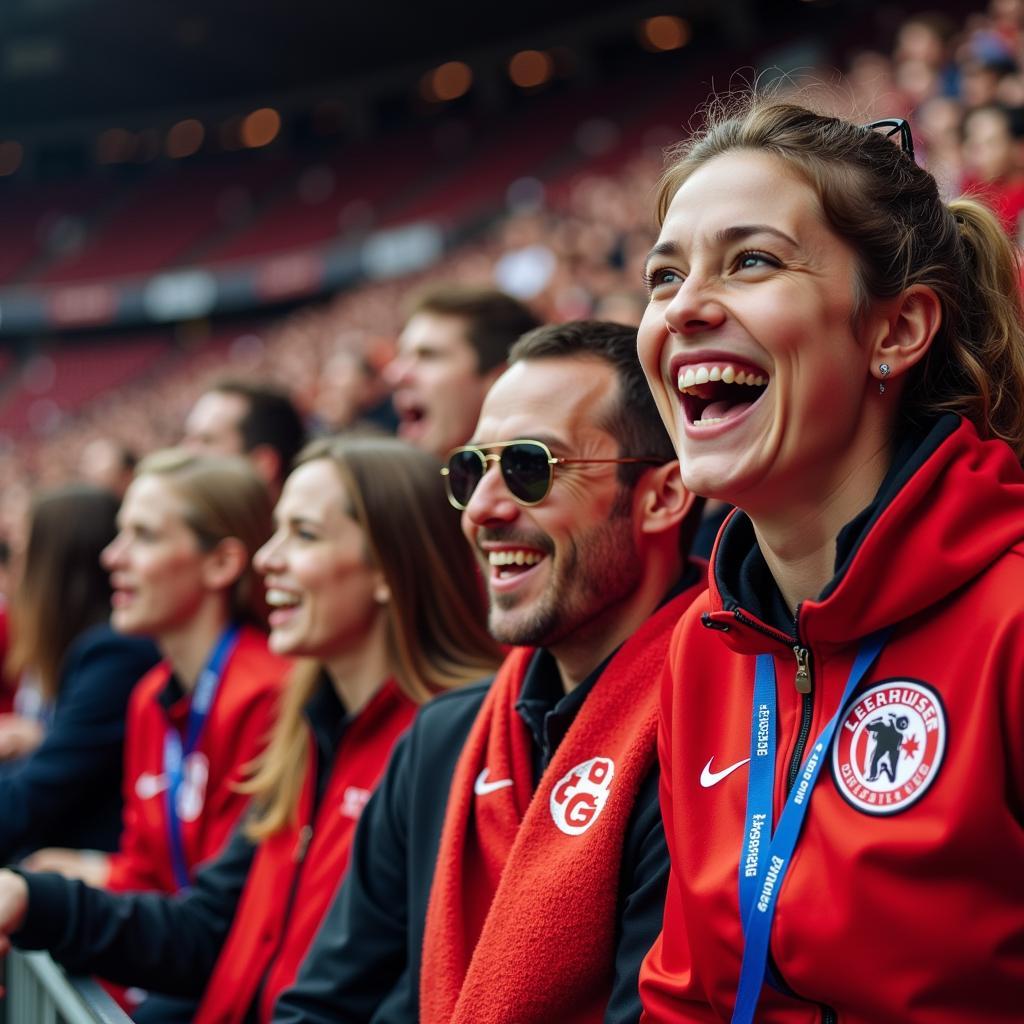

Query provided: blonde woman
[0,437,500,1024]
[26,450,287,894]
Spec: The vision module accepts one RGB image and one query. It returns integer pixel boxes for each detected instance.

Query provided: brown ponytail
[916,198,1024,460]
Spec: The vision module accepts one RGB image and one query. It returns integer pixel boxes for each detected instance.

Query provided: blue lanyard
[732,629,889,1024]
[163,624,240,890]
[737,654,778,924]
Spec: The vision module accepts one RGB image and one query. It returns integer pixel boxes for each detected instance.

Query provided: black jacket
[0,623,159,862]
[272,646,670,1024]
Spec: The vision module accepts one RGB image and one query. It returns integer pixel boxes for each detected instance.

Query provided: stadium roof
[4,0,749,128]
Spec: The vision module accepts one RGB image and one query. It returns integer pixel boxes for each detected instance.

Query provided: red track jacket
[196,679,416,1024]
[641,418,1024,1022]
[107,625,287,894]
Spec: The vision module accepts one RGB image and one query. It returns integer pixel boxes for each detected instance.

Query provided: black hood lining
[822,415,959,600]
[714,415,960,636]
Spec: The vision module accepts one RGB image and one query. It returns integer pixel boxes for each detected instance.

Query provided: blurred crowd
[3,0,1024,576]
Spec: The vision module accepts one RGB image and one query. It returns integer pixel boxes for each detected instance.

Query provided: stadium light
[638,15,691,52]
[241,108,281,148]
[508,50,554,89]
[166,119,205,159]
[420,61,473,103]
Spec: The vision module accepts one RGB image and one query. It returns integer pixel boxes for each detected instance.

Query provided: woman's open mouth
[674,361,769,427]
[266,587,302,628]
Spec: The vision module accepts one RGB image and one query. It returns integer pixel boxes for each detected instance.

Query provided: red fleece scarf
[421,590,694,1024]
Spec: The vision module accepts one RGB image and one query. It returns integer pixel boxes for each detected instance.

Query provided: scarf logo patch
[549,756,615,835]
[831,679,946,816]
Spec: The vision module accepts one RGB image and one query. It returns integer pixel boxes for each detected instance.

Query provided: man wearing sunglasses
[273,320,706,1024]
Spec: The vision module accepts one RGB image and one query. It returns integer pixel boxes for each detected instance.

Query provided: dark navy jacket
[0,623,159,862]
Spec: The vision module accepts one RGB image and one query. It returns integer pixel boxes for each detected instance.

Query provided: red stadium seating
[0,335,169,436]
[0,181,116,284]
[34,158,292,284]
[205,130,436,262]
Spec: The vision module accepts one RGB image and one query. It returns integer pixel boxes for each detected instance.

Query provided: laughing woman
[635,103,1024,1022]
[24,451,287,894]
[0,436,500,1024]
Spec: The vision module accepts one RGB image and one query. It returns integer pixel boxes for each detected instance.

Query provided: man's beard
[487,514,641,649]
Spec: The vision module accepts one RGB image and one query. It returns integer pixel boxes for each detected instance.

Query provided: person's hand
[0,870,28,957]
[0,715,44,760]
[21,848,110,887]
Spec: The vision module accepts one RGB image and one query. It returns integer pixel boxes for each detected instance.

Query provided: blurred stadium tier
[0,336,170,436]
[0,0,1001,533]
[0,59,722,334]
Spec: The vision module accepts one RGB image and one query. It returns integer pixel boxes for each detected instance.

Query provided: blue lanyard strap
[731,628,890,1024]
[737,654,778,924]
[163,624,240,890]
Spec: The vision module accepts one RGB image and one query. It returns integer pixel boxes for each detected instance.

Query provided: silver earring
[878,363,891,394]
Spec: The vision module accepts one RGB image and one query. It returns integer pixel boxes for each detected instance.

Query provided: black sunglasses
[863,117,916,163]
[441,439,663,510]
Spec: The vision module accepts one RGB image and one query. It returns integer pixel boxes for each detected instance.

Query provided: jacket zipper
[785,643,839,1023]
[293,823,313,863]
[275,824,313,945]
[786,645,814,794]
[734,620,836,1020]
[724,606,812,794]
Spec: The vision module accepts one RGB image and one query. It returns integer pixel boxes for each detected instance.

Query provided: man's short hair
[509,320,703,551]
[509,320,675,477]
[210,379,306,476]
[405,285,541,374]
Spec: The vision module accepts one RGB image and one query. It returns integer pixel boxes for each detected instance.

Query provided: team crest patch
[832,679,946,816]
[550,757,615,836]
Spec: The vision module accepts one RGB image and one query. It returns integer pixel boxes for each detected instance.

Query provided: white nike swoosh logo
[474,768,514,796]
[700,757,751,788]
[135,772,169,799]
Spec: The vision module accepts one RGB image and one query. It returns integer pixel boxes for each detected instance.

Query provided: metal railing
[3,949,133,1024]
